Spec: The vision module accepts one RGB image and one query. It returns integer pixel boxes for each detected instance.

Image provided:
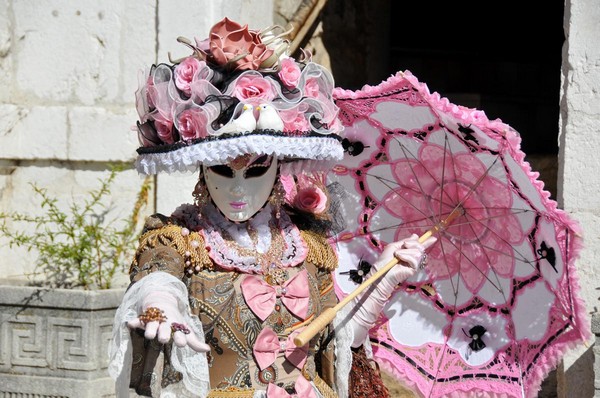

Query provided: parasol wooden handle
[293,207,462,347]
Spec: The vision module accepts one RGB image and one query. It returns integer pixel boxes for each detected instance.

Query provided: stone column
[559,0,600,396]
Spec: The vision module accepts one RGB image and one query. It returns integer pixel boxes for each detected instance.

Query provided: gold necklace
[220,220,286,275]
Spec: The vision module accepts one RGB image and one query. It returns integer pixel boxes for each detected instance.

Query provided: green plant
[0,167,152,290]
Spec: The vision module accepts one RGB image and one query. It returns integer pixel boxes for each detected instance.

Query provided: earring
[193,174,209,209]
[269,179,286,219]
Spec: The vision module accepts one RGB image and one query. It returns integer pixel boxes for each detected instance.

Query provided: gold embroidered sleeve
[300,230,338,271]
[130,224,213,281]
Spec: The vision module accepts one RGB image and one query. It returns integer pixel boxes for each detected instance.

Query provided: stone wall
[0,0,274,282]
[560,0,600,396]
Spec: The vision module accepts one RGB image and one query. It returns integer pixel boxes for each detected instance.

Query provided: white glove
[349,233,437,347]
[127,290,210,352]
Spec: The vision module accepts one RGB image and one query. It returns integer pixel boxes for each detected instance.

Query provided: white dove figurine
[215,103,256,135]
[256,103,284,131]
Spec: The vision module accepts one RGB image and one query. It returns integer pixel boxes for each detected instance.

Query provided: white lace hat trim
[135,133,344,175]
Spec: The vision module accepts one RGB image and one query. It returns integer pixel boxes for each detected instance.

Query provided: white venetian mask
[203,154,278,222]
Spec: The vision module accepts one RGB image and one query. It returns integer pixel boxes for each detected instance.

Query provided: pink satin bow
[253,327,308,371]
[266,375,316,398]
[241,269,310,321]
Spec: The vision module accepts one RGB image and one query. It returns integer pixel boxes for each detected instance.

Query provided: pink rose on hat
[153,112,175,144]
[176,108,209,141]
[304,78,320,98]
[174,57,203,96]
[278,58,301,89]
[233,75,276,105]
[280,106,310,132]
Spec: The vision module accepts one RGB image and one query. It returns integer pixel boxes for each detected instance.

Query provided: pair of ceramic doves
[216,103,284,134]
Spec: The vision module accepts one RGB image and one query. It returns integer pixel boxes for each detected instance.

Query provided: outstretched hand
[127,291,210,353]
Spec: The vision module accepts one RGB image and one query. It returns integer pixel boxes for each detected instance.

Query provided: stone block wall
[0,0,274,282]
[559,0,600,396]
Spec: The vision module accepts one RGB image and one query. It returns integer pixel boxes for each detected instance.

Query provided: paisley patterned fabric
[127,204,341,397]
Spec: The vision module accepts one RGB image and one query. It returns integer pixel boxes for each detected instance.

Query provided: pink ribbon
[266,375,316,398]
[241,269,310,321]
[253,327,308,371]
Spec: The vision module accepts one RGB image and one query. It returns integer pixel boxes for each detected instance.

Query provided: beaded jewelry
[268,178,286,219]
[193,172,210,208]
[171,322,191,335]
[138,307,167,324]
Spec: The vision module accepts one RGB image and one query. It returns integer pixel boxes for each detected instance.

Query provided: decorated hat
[133,17,344,176]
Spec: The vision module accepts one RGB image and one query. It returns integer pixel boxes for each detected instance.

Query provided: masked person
[108,18,435,398]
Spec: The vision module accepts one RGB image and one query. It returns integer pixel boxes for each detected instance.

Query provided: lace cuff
[333,306,354,398]
[108,271,210,398]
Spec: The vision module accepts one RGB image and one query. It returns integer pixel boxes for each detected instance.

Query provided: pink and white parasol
[330,71,589,398]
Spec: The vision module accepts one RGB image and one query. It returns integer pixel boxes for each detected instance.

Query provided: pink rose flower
[278,58,301,88]
[174,57,202,96]
[233,75,275,105]
[153,112,174,144]
[294,186,328,214]
[208,17,274,71]
[176,108,209,141]
[280,108,310,132]
[304,78,320,98]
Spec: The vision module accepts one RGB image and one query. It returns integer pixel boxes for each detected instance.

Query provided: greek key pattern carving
[0,312,114,372]
[48,317,94,370]
[1,314,46,368]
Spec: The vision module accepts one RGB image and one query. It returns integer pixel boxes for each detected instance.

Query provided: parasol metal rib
[293,206,464,347]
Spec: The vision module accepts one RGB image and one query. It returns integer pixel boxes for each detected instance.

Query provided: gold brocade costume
[127,210,340,397]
